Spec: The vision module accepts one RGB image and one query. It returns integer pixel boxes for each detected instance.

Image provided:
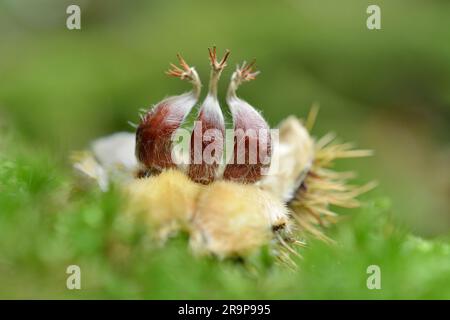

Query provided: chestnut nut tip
[208,47,231,71]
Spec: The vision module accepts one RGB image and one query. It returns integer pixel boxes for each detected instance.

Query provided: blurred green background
[0,0,449,299]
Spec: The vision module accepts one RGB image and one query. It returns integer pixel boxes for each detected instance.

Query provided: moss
[0,133,449,299]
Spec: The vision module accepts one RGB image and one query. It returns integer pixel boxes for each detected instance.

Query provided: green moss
[0,133,449,299]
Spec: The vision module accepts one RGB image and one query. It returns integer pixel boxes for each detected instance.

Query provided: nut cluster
[136,47,271,184]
